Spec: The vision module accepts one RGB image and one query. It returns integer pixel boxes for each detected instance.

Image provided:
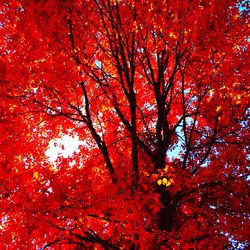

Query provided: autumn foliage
[0,0,249,249]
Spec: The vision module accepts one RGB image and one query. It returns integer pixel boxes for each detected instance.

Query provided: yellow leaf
[162,178,168,185]
[157,179,162,185]
[234,94,241,100]
[33,171,39,180]
[49,165,57,172]
[166,179,173,187]
[9,104,17,112]
[12,232,16,239]
[169,32,177,39]
[208,89,214,95]
[102,106,112,112]
[34,58,46,64]
[163,165,173,172]
[216,106,222,112]
[17,155,22,161]
[232,82,239,87]
[162,177,173,187]
[95,167,100,173]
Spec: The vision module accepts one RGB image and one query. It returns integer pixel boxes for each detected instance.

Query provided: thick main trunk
[157,186,172,231]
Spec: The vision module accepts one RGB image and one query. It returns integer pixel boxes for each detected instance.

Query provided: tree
[0,0,249,249]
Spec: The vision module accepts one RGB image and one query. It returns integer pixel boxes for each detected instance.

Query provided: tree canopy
[0,0,249,249]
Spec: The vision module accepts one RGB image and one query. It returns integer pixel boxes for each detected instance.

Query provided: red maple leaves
[0,0,249,249]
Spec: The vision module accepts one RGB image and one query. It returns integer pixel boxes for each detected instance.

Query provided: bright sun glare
[45,135,84,162]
